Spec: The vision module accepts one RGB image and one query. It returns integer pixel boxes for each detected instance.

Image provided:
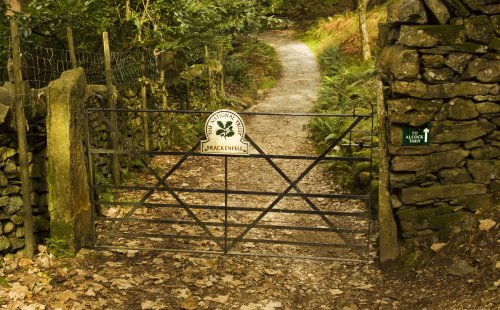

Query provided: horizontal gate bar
[93,246,369,263]
[97,231,366,248]
[95,216,369,234]
[87,107,373,118]
[96,201,369,217]
[90,148,370,162]
[94,185,370,200]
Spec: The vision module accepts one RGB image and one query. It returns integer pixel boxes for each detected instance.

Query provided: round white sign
[201,109,249,155]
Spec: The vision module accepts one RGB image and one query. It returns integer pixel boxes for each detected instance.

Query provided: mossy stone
[445,98,478,120]
[432,120,495,143]
[397,205,462,231]
[401,183,487,204]
[465,15,495,45]
[0,235,11,251]
[398,25,465,48]
[9,238,24,250]
[442,0,470,17]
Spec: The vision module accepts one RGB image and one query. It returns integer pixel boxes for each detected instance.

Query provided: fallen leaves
[494,279,500,288]
[53,290,78,303]
[181,297,199,310]
[195,277,214,288]
[447,260,475,276]
[141,299,167,309]
[240,302,260,310]
[8,282,30,301]
[84,287,96,297]
[263,301,283,310]
[329,288,344,295]
[172,287,191,299]
[92,273,108,283]
[431,243,447,252]
[264,269,282,276]
[204,294,229,304]
[111,277,134,290]
[479,219,497,232]
[239,300,283,310]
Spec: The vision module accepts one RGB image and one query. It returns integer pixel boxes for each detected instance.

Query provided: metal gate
[85,97,374,262]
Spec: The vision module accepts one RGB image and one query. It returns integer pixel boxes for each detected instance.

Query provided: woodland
[0,0,499,309]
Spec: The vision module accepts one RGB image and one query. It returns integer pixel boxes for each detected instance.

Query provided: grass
[302,4,388,57]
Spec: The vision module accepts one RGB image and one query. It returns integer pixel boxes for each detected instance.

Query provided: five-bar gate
[85,98,374,262]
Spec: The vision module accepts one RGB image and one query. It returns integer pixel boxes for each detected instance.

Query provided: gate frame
[84,96,375,262]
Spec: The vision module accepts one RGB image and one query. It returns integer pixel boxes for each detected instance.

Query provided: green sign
[403,124,431,145]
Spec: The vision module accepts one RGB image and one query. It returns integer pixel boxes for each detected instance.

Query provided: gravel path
[250,30,320,114]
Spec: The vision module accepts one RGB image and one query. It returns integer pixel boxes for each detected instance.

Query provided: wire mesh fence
[0,35,12,85]
[20,42,159,89]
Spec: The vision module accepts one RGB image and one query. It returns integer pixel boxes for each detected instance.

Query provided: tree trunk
[4,0,23,15]
[357,0,371,61]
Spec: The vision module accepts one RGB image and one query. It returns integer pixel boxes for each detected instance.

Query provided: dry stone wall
[0,83,49,255]
[378,0,499,245]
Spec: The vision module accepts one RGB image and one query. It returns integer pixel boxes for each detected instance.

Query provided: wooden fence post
[140,56,150,152]
[159,70,168,109]
[217,43,225,101]
[140,83,150,151]
[66,26,77,69]
[204,45,213,107]
[10,18,35,258]
[185,81,191,110]
[102,31,121,185]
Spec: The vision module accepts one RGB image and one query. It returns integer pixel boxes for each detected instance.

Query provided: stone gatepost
[46,68,93,252]
[378,0,499,248]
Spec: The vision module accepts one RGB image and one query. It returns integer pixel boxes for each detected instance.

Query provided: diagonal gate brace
[225,116,367,252]
[244,135,363,256]
[92,109,225,250]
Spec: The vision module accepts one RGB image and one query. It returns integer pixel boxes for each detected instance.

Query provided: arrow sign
[423,128,430,143]
[403,124,431,146]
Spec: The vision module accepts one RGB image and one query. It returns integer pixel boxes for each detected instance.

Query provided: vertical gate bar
[85,107,97,245]
[367,107,374,262]
[224,155,228,254]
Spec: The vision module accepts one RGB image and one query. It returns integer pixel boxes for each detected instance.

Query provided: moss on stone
[398,205,463,233]
[398,25,465,48]
[49,220,75,253]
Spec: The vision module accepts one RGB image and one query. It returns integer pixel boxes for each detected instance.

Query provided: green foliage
[301,4,387,57]
[280,0,340,19]
[20,0,115,50]
[224,58,250,84]
[309,45,377,191]
[224,39,282,103]
[167,114,205,151]
[311,47,376,148]
[7,0,282,56]
[44,238,73,258]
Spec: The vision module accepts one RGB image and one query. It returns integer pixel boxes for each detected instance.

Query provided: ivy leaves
[216,121,235,139]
